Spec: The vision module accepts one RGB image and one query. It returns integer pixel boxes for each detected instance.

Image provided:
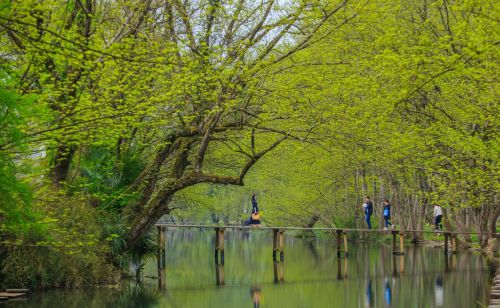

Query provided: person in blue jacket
[383,199,394,230]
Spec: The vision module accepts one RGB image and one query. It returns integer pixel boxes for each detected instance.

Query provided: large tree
[1,0,359,248]
[122,0,359,248]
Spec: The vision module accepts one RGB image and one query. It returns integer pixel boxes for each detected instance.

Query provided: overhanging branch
[174,133,289,191]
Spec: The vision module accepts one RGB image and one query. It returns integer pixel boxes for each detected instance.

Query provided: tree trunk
[126,194,172,249]
[441,206,454,232]
[354,170,360,227]
[454,207,472,243]
[378,176,385,229]
[478,203,490,247]
[50,144,77,186]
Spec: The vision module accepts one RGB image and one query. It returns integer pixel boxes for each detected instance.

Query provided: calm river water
[5,229,490,307]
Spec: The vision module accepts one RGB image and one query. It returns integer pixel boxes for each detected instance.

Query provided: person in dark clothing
[250,194,261,225]
[363,196,373,229]
[251,194,259,214]
[433,204,443,231]
[383,199,394,230]
[244,194,261,226]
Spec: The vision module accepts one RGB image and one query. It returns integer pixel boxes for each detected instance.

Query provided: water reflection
[250,286,262,308]
[13,230,490,308]
[336,258,348,280]
[273,261,285,283]
[384,278,392,307]
[392,255,405,277]
[216,264,225,285]
[365,279,374,307]
[435,274,444,306]
[445,254,456,272]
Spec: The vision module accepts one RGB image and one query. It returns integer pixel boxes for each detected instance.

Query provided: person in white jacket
[433,204,443,231]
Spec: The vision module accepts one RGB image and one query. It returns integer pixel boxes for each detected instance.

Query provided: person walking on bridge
[433,204,443,231]
[244,194,261,226]
[362,196,373,229]
[383,199,394,230]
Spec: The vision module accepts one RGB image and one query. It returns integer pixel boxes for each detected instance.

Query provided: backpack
[383,208,389,217]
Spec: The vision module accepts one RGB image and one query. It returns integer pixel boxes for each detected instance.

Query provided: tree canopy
[0,0,498,287]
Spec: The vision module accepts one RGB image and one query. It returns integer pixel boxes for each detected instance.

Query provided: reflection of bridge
[153,224,498,288]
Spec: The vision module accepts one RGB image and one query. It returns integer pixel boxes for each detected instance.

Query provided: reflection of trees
[24,283,160,308]
[306,239,320,262]
[26,230,490,307]
[104,283,160,308]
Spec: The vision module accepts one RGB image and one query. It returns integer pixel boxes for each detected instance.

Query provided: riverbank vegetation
[0,0,498,288]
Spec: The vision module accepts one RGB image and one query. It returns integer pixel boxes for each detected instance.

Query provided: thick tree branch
[175,133,288,190]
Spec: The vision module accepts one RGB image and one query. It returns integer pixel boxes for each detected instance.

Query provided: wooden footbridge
[154,223,499,288]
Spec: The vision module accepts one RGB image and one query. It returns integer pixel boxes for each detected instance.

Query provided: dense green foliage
[0,84,33,234]
[0,0,498,288]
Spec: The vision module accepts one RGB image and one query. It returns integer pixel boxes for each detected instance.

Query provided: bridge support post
[215,264,225,285]
[444,232,449,255]
[279,230,285,261]
[272,229,285,283]
[392,230,397,254]
[399,232,405,255]
[272,229,278,261]
[451,233,457,254]
[272,229,285,261]
[336,230,348,258]
[215,228,225,265]
[343,232,349,257]
[392,255,398,277]
[392,230,405,255]
[392,254,405,276]
[336,257,348,280]
[157,226,166,289]
[273,260,285,283]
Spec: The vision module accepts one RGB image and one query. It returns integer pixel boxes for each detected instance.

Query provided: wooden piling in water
[399,233,405,255]
[392,231,397,254]
[392,255,398,277]
[271,229,285,283]
[343,233,349,257]
[215,228,225,265]
[336,257,342,280]
[336,230,341,257]
[272,229,278,261]
[273,261,285,283]
[336,257,348,280]
[451,233,457,254]
[215,264,225,285]
[279,230,285,261]
[156,226,166,289]
[272,229,285,261]
[336,230,348,257]
[444,232,450,255]
[392,255,405,276]
[392,230,404,255]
